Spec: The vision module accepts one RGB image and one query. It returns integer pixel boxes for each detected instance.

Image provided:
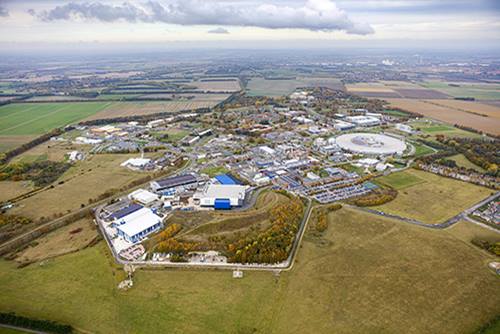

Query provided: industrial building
[128,189,159,206]
[114,207,163,243]
[345,115,381,127]
[194,184,248,209]
[214,173,241,185]
[150,174,198,192]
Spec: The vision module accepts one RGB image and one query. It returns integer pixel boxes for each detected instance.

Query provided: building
[334,121,355,131]
[214,173,241,185]
[150,174,198,192]
[258,145,276,156]
[195,184,248,208]
[395,123,415,134]
[128,189,159,206]
[345,115,381,127]
[67,150,83,161]
[115,207,163,243]
[121,158,151,169]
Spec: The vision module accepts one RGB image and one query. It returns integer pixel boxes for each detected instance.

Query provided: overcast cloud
[32,0,374,34]
[0,5,9,17]
[207,27,230,34]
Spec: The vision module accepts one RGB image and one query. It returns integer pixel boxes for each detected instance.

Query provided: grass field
[375,170,426,189]
[14,217,98,265]
[412,142,435,157]
[374,169,492,224]
[421,81,500,100]
[246,77,343,96]
[0,181,33,202]
[0,102,112,136]
[449,154,486,173]
[0,207,499,333]
[408,120,482,138]
[8,153,156,219]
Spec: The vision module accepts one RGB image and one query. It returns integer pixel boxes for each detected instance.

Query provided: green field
[409,120,483,139]
[449,154,486,173]
[375,170,426,189]
[0,102,112,136]
[0,207,499,333]
[412,142,435,157]
[421,81,500,100]
[374,169,492,224]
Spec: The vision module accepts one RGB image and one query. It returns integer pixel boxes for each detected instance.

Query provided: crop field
[346,81,448,99]
[374,169,492,224]
[246,77,343,96]
[86,97,229,120]
[8,153,156,219]
[386,98,500,135]
[193,79,241,92]
[425,99,500,119]
[0,102,112,136]
[0,207,499,333]
[421,81,500,100]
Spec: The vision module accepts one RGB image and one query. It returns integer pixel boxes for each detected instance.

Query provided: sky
[0,0,499,51]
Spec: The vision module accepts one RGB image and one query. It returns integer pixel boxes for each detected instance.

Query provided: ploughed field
[0,207,498,333]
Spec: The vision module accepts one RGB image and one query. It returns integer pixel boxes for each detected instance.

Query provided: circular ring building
[335,133,406,155]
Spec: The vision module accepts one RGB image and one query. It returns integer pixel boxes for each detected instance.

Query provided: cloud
[33,0,374,35]
[207,27,229,34]
[0,5,9,17]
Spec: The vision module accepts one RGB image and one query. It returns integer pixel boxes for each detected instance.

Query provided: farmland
[85,97,229,120]
[246,77,344,96]
[386,98,500,135]
[346,81,449,99]
[0,208,499,333]
[0,102,112,152]
[0,102,112,136]
[374,169,492,224]
[421,81,500,100]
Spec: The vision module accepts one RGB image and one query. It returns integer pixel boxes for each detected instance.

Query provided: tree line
[0,312,73,334]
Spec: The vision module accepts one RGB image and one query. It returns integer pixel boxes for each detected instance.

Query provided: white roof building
[334,121,356,131]
[115,208,163,243]
[121,158,151,168]
[128,189,159,206]
[195,184,249,207]
[259,145,276,156]
[345,116,381,127]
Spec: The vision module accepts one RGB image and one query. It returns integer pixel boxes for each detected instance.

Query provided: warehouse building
[194,184,248,209]
[150,174,198,192]
[128,189,159,206]
[345,115,381,127]
[114,207,163,243]
[214,173,241,185]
